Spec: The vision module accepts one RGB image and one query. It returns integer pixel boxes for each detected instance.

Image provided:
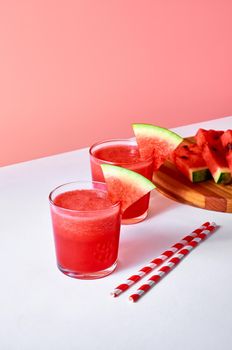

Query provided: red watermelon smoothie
[49,182,121,279]
[89,139,154,224]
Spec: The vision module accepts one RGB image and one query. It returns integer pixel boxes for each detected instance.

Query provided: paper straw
[111,222,212,297]
[129,222,217,302]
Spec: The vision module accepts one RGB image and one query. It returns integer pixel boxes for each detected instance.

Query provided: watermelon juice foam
[49,182,121,279]
[89,139,154,224]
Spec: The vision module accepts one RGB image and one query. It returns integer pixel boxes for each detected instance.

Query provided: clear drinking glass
[49,181,121,279]
[89,139,154,224]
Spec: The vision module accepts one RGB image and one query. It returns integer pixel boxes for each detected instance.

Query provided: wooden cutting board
[153,160,232,213]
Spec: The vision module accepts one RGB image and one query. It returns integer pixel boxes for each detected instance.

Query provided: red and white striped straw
[129,222,217,302]
[111,222,212,297]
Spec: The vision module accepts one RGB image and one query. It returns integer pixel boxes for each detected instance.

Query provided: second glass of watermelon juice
[49,181,121,279]
[89,139,154,224]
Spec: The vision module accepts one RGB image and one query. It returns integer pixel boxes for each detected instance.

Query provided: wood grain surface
[153,160,232,213]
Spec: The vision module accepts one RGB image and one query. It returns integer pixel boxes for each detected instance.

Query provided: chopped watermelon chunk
[195,129,231,184]
[173,141,211,182]
[221,130,232,173]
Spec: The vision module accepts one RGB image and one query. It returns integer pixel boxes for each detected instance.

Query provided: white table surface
[1,117,232,350]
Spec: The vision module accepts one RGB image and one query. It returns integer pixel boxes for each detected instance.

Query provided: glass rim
[89,138,154,166]
[49,180,121,213]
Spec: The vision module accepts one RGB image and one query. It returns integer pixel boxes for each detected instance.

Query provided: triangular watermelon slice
[101,164,156,213]
[132,123,183,170]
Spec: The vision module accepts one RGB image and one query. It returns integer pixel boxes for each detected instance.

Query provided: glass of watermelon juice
[49,181,121,279]
[89,139,154,224]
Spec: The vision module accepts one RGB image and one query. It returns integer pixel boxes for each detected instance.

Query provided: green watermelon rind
[213,167,232,184]
[174,162,211,183]
[101,164,156,192]
[190,168,211,182]
[132,123,183,147]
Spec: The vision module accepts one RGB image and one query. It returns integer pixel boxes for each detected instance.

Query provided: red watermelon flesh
[138,137,173,170]
[196,129,224,147]
[101,164,155,213]
[132,124,183,171]
[172,141,210,182]
[195,129,231,184]
[221,130,232,172]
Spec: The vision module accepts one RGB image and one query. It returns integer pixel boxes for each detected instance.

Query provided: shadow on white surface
[116,227,179,271]
[114,192,181,272]
[148,190,178,218]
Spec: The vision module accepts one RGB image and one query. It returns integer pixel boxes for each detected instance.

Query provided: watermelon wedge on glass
[101,164,156,213]
[132,123,183,170]
[195,129,231,184]
[172,141,211,182]
[221,130,232,173]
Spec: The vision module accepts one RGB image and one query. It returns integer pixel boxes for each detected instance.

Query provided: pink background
[1,1,232,166]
